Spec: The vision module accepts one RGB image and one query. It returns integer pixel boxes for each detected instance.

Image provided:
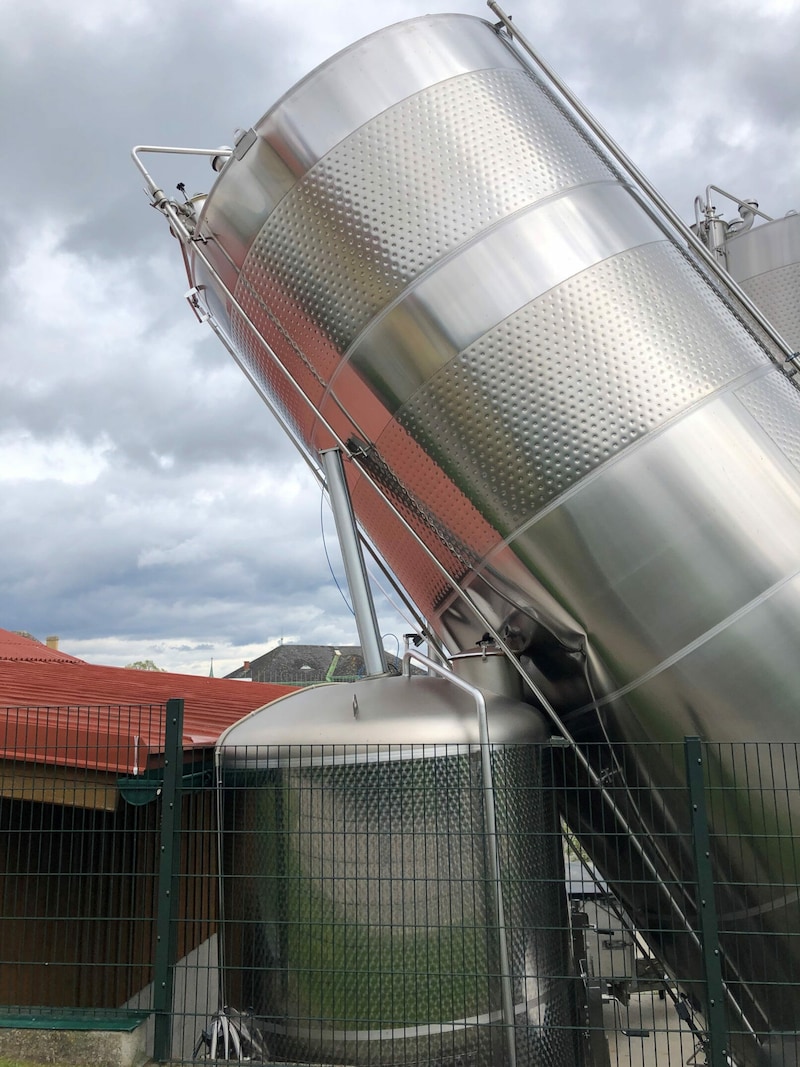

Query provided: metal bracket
[185,286,209,323]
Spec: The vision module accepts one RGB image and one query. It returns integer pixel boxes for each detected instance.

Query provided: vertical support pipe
[403,646,517,1067]
[320,448,387,677]
[685,736,729,1067]
[153,698,184,1062]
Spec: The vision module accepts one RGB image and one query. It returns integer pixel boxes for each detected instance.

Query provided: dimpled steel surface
[193,13,800,1047]
[220,746,578,1066]
[738,262,800,349]
[396,241,768,535]
[726,212,800,349]
[235,67,611,356]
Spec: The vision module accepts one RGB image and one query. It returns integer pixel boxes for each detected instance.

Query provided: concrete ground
[603,990,706,1067]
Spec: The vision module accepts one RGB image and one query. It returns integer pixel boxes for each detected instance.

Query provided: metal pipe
[134,151,446,655]
[321,449,387,677]
[486,1,800,371]
[705,184,774,223]
[131,144,231,198]
[200,313,445,659]
[402,643,517,1067]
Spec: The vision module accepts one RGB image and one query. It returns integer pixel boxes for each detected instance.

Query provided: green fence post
[684,735,728,1067]
[153,698,184,1062]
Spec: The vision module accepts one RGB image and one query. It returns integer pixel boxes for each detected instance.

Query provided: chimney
[243,660,251,670]
[46,635,59,651]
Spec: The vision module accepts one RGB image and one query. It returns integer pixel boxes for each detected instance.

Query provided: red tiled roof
[0,628,84,664]
[0,658,296,773]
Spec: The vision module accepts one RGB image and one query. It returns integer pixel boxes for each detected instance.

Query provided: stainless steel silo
[693,188,800,351]
[726,212,800,349]
[138,9,800,1059]
[215,673,579,1066]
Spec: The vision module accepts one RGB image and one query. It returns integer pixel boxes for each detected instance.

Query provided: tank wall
[219,745,579,1067]
[726,212,800,349]
[194,14,800,1044]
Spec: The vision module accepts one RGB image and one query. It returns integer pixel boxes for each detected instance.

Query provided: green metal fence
[2,700,800,1066]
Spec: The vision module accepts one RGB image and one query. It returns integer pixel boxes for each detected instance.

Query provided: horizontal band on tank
[572,564,800,717]
[727,211,800,278]
[198,15,522,259]
[483,361,775,551]
[253,15,520,180]
[260,995,542,1042]
[338,181,664,413]
[217,742,478,769]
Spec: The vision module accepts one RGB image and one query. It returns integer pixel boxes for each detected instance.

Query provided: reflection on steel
[694,184,800,353]
[216,674,578,1066]
[142,6,800,1061]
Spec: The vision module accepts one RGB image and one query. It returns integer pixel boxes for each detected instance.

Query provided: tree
[125,659,165,671]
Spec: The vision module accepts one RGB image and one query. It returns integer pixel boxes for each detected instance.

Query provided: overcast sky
[1,0,798,675]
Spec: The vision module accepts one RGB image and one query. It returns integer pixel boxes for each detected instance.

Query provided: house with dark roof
[225,642,403,685]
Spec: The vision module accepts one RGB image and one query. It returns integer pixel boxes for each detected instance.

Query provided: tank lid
[216,672,549,768]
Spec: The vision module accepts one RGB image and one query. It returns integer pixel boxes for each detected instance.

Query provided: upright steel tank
[215,671,579,1067]
[137,9,800,1061]
[694,187,800,350]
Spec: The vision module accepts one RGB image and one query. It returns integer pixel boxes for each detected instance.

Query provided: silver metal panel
[727,211,800,278]
[503,385,800,686]
[217,674,550,769]
[737,370,800,472]
[726,212,800,349]
[341,182,663,412]
[220,742,579,1066]
[390,241,769,537]
[739,261,800,350]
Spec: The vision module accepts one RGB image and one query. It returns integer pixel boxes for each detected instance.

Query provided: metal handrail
[401,643,517,1067]
[487,2,799,375]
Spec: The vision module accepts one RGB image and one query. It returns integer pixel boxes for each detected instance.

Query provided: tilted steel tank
[137,8,800,1061]
[215,671,579,1067]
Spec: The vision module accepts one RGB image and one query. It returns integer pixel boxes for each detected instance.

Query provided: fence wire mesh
[2,702,800,1067]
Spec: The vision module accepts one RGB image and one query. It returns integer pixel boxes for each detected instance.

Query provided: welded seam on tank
[473,360,777,561]
[253,16,525,179]
[260,994,539,1041]
[218,742,476,770]
[570,564,800,716]
[312,180,659,440]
